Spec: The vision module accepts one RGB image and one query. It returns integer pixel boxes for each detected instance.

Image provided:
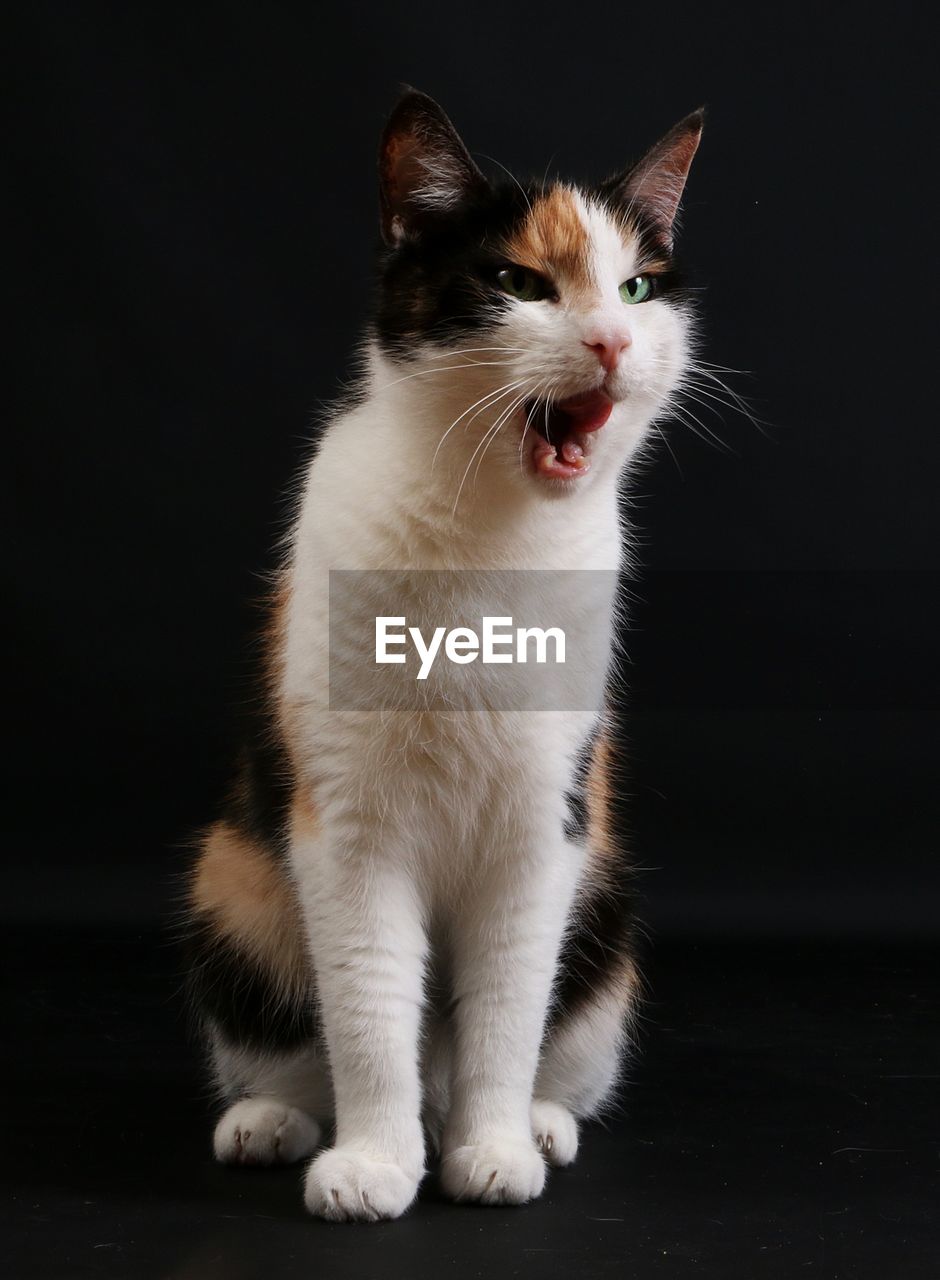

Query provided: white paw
[213,1098,321,1166]
[304,1148,421,1221]
[530,1099,579,1167]
[441,1137,546,1205]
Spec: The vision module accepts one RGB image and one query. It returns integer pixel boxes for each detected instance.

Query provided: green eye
[619,275,654,305]
[496,265,551,302]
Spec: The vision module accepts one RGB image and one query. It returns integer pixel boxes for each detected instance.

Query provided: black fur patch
[550,721,639,1027]
[184,912,316,1053]
[563,723,599,844]
[374,180,536,357]
[220,731,293,854]
[549,865,638,1028]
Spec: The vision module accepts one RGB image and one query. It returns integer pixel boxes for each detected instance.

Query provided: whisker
[452,387,532,514]
[653,422,683,478]
[474,152,532,213]
[378,359,520,394]
[517,380,559,473]
[678,384,759,443]
[685,369,772,437]
[692,359,755,377]
[642,350,768,452]
[419,345,528,360]
[668,404,736,455]
[431,379,527,471]
[472,389,532,487]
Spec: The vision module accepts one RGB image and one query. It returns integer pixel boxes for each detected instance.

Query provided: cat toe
[213,1098,321,1166]
[304,1148,421,1221]
[441,1137,546,1205]
[530,1099,579,1167]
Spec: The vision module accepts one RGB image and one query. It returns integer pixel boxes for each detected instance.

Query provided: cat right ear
[599,109,704,249]
[379,90,488,246]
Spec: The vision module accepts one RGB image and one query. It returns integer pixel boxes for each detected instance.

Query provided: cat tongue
[532,390,612,478]
[551,389,613,434]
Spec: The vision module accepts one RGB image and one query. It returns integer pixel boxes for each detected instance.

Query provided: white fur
[226,199,690,1219]
[214,1098,321,1166]
[530,1099,579,1167]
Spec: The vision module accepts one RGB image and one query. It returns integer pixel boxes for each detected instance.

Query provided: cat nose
[582,330,631,373]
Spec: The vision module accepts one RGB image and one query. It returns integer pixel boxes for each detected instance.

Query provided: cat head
[372,90,702,495]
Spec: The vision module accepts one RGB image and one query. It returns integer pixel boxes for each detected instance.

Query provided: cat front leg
[293,817,428,1222]
[441,830,582,1205]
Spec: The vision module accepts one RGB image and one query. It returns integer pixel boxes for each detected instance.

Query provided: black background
[6,4,938,1277]
[7,1,938,935]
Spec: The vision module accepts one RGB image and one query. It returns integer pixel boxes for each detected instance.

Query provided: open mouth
[521,389,613,479]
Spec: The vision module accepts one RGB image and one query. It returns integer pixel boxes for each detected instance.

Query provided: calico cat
[184,90,703,1220]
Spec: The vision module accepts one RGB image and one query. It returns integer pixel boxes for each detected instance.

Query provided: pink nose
[583,330,631,373]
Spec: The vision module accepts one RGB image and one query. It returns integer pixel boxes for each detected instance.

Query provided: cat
[183,89,703,1221]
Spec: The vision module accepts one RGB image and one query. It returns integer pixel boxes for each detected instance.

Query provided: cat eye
[619,275,655,305]
[495,265,553,302]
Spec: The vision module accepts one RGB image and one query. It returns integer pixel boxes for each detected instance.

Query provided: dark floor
[3,929,937,1279]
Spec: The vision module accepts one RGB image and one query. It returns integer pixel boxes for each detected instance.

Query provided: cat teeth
[532,436,590,477]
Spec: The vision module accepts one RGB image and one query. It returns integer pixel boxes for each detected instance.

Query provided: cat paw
[303,1148,421,1221]
[530,1099,579,1167]
[213,1098,322,1166]
[441,1137,546,1205]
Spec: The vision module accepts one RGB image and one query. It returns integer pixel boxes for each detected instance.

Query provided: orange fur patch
[585,727,616,862]
[503,186,592,294]
[191,821,308,993]
[611,951,641,1018]
[584,728,641,1012]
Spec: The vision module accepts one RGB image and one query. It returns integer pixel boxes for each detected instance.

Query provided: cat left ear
[600,109,704,248]
[379,89,488,246]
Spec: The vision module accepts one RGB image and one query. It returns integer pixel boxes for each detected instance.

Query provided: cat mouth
[521,390,613,479]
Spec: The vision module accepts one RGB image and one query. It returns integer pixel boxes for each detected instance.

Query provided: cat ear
[379,90,488,245]
[599,109,704,248]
